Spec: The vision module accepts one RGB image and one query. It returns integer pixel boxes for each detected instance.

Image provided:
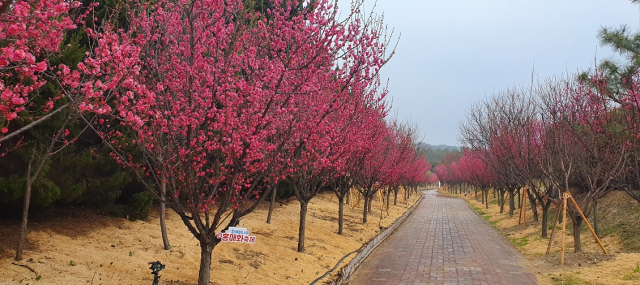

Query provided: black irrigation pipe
[309,242,367,285]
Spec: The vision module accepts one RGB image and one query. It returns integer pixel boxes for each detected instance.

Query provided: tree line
[0,0,431,284]
[436,2,640,255]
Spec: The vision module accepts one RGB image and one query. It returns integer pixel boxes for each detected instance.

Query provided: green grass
[550,273,603,285]
[509,237,529,249]
[471,204,487,216]
[543,192,640,251]
[623,264,640,280]
[545,207,590,235]
[467,201,500,227]
[623,272,640,281]
[597,192,640,251]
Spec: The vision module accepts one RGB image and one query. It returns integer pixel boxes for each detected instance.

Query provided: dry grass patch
[0,190,421,284]
[441,187,640,285]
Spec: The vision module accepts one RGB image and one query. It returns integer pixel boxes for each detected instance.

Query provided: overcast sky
[339,0,640,146]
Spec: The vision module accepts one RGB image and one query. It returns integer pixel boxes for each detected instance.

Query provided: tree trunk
[362,196,369,223]
[508,190,515,217]
[15,120,67,261]
[541,200,551,238]
[571,213,583,253]
[267,185,277,224]
[297,201,308,253]
[15,178,34,261]
[160,180,171,250]
[386,189,391,210]
[197,241,214,285]
[484,190,489,209]
[367,195,373,213]
[593,198,599,236]
[499,190,506,214]
[16,147,46,261]
[527,190,539,222]
[346,188,350,204]
[338,196,344,235]
[393,189,398,205]
[517,189,521,209]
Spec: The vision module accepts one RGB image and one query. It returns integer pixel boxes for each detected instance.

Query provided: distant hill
[419,143,461,168]
[418,142,460,152]
[424,143,460,151]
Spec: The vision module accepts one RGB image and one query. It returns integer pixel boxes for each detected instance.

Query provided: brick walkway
[348,189,537,285]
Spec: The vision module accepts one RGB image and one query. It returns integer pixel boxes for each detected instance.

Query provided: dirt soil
[0,190,421,285]
[443,187,640,285]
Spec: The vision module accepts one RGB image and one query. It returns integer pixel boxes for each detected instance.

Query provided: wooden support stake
[404,187,408,205]
[384,190,390,215]
[561,192,568,266]
[381,191,387,216]
[523,188,527,227]
[546,201,563,255]
[519,188,528,226]
[352,192,363,209]
[349,188,354,206]
[567,194,607,254]
[518,189,524,224]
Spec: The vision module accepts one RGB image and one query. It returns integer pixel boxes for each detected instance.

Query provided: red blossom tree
[79,0,397,282]
[0,0,85,144]
[0,0,98,261]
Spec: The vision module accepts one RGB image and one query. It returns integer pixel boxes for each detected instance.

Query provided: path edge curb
[328,193,425,285]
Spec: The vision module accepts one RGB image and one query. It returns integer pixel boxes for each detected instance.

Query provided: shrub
[125,191,154,221]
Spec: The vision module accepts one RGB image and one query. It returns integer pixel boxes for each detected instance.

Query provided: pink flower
[10,49,25,61]
[35,61,48,72]
[0,89,11,101]
[6,112,18,121]
[12,2,30,16]
[11,97,26,105]
[54,2,70,14]
[1,127,8,134]
[45,100,54,110]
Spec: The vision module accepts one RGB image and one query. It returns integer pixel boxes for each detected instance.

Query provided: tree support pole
[567,194,607,254]
[546,201,562,255]
[352,192,363,209]
[523,188,527,228]
[519,188,527,226]
[561,192,567,266]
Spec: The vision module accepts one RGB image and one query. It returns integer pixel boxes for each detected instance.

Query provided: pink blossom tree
[328,94,388,235]
[79,0,396,282]
[0,0,97,261]
[0,0,84,144]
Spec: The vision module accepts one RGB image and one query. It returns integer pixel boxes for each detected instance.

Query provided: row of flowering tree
[1,0,430,284]
[440,71,640,254]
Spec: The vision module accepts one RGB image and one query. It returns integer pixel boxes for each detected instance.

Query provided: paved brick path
[349,189,537,285]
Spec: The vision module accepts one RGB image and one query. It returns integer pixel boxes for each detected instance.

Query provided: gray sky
[340,0,640,146]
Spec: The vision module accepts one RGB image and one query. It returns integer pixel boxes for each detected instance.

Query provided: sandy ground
[0,189,421,285]
[443,187,640,285]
